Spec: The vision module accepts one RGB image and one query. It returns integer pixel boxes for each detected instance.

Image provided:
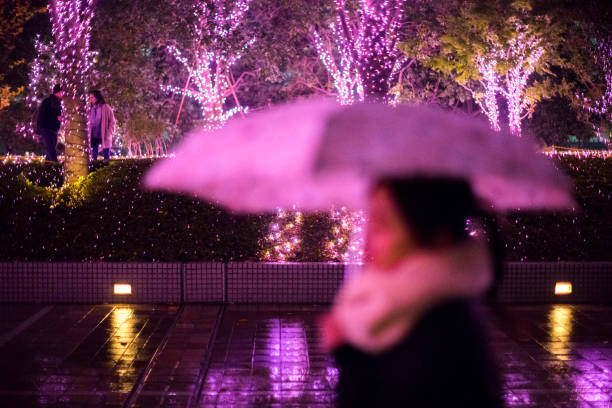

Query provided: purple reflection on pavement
[198,308,338,406]
[259,318,309,401]
[504,305,612,407]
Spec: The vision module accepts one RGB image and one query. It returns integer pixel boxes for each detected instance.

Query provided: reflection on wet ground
[0,304,611,407]
[199,305,338,407]
[491,305,612,408]
[0,304,177,407]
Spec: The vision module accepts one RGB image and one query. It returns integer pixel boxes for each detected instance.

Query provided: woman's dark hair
[52,84,62,94]
[89,89,105,105]
[380,177,504,300]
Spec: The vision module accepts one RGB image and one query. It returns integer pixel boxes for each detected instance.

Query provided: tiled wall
[0,262,181,303]
[183,263,225,302]
[0,262,610,303]
[498,262,612,303]
[226,263,345,303]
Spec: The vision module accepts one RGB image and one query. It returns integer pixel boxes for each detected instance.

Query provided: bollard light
[554,282,572,295]
[114,283,132,295]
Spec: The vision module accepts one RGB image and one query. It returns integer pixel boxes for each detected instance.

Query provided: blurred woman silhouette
[321,177,503,407]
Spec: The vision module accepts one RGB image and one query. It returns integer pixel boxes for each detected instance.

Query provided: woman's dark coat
[333,300,503,407]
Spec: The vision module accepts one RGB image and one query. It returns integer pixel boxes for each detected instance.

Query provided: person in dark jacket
[38,84,64,162]
[320,178,503,408]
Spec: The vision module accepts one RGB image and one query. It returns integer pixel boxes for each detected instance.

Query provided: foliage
[89,0,335,151]
[393,0,474,111]
[161,0,253,130]
[524,97,594,146]
[527,1,612,143]
[2,0,612,153]
[500,155,612,261]
[0,159,270,261]
[0,0,47,152]
[0,156,611,262]
[0,82,22,110]
[409,0,612,138]
[233,0,336,107]
[48,0,97,183]
[89,0,194,153]
[0,0,46,90]
[417,0,568,133]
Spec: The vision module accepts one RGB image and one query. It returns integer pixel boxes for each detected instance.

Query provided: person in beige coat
[88,89,116,160]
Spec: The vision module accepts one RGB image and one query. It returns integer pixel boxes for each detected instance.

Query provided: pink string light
[589,39,612,119]
[46,0,97,170]
[162,0,252,131]
[576,38,612,143]
[315,0,406,103]
[262,207,303,262]
[49,0,96,110]
[313,25,364,105]
[17,2,98,144]
[327,207,366,263]
[500,25,544,136]
[16,37,62,140]
[475,56,501,132]
[473,24,544,136]
[309,1,406,261]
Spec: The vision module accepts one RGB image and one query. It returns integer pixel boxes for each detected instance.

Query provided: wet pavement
[491,305,612,408]
[0,304,611,407]
[199,305,337,408]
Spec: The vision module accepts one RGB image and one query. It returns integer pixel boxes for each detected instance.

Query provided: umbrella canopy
[145,99,368,212]
[145,98,574,212]
[314,103,574,210]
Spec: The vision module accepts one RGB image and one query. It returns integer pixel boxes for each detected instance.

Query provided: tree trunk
[353,8,395,102]
[62,95,89,184]
[49,0,94,185]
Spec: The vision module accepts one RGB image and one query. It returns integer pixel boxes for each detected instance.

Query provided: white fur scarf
[332,240,493,354]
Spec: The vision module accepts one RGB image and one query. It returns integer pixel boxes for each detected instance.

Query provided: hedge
[0,156,610,261]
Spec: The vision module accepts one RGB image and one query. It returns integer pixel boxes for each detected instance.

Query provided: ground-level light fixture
[113,283,132,295]
[554,282,572,295]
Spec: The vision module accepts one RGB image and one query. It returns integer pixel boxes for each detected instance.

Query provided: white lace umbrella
[145,99,573,212]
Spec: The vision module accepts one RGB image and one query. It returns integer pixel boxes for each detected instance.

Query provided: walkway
[0,304,611,407]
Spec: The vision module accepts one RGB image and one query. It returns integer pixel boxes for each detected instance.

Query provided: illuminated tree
[592,39,612,118]
[479,23,545,135]
[580,37,612,141]
[313,25,363,105]
[163,0,253,131]
[48,0,96,183]
[314,0,407,103]
[474,56,502,131]
[310,0,406,260]
[426,1,557,136]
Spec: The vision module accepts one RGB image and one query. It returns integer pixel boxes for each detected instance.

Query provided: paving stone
[2,303,612,407]
[0,304,177,407]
